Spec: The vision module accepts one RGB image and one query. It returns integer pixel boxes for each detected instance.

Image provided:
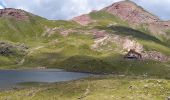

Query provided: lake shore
[0,75,170,100]
[0,69,92,90]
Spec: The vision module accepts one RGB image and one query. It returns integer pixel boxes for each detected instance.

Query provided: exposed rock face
[91,32,169,62]
[61,29,78,36]
[0,41,28,56]
[71,0,170,37]
[92,35,111,51]
[72,14,93,25]
[42,26,59,37]
[102,0,159,24]
[121,38,143,53]
[111,34,144,53]
[91,29,107,39]
[148,21,170,35]
[124,49,170,62]
[0,8,29,21]
[101,0,170,36]
[142,51,169,62]
[42,26,79,37]
[91,32,144,53]
[0,42,13,56]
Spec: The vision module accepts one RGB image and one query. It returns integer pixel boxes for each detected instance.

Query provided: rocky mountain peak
[0,8,29,21]
[102,0,160,24]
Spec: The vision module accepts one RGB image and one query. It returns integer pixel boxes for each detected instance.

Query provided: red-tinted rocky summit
[102,0,159,24]
[0,8,29,21]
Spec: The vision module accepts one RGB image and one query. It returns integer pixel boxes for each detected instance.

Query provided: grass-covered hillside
[0,1,170,100]
[0,8,170,78]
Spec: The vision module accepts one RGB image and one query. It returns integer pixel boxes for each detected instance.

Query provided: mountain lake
[0,69,92,89]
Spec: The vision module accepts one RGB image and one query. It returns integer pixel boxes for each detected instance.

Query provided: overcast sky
[0,0,170,20]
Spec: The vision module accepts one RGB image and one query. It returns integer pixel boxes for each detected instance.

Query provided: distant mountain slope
[0,8,78,43]
[0,8,45,42]
[102,0,159,24]
[0,1,169,77]
[73,0,170,45]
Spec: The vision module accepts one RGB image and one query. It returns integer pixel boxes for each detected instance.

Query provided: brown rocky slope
[73,0,170,37]
[0,8,30,21]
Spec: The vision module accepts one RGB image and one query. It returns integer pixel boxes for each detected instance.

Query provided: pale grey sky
[0,0,170,20]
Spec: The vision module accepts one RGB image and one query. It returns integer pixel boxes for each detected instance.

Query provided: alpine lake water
[0,69,92,89]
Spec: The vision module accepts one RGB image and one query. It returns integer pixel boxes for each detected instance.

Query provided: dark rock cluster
[123,49,169,62]
[0,41,28,56]
[142,51,169,62]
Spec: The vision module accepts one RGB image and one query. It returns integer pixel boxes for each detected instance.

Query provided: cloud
[0,1,6,9]
[0,6,3,9]
[2,0,122,20]
[1,0,170,20]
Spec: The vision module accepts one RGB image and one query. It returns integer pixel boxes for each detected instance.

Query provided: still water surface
[0,69,91,89]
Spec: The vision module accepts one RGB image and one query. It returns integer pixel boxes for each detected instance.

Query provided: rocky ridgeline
[72,0,170,36]
[102,0,159,24]
[0,41,28,56]
[0,8,29,21]
[102,0,170,35]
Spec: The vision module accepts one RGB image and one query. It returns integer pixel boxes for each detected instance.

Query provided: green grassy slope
[0,9,169,78]
[0,7,170,100]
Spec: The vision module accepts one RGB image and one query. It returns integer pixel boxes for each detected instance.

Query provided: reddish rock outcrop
[102,0,159,24]
[72,14,92,26]
[72,0,170,36]
[0,8,29,21]
[102,0,170,36]
[91,29,107,39]
[148,21,170,35]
